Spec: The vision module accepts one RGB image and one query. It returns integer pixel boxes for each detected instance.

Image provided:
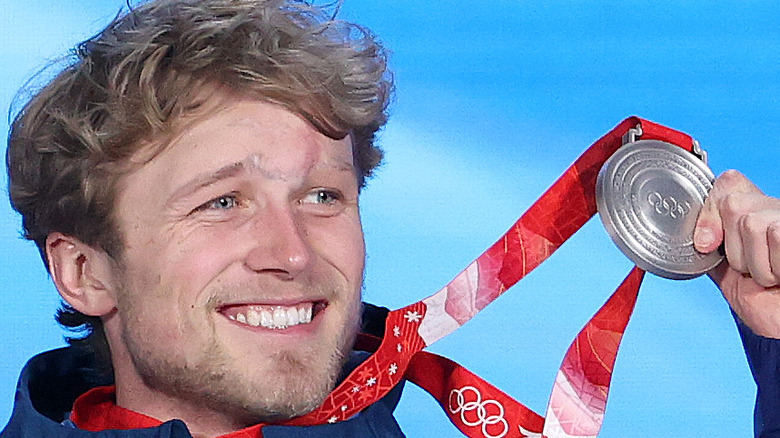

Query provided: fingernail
[694,227,715,249]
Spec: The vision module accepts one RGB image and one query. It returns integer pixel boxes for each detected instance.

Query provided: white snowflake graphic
[393,325,401,337]
[351,385,361,393]
[389,363,398,375]
[404,310,422,323]
[327,416,338,424]
[396,343,403,353]
[341,405,348,412]
[366,377,377,387]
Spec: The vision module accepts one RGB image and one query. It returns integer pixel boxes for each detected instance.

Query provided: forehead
[133,97,354,176]
[168,97,352,161]
[114,97,357,209]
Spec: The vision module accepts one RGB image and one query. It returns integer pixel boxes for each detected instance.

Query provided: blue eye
[201,195,237,211]
[302,190,340,205]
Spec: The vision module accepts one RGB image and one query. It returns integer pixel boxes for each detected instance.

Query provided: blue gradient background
[2,1,779,436]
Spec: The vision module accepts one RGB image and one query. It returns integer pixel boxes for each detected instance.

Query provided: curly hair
[7,0,393,375]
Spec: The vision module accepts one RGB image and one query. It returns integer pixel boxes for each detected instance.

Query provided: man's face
[104,98,365,427]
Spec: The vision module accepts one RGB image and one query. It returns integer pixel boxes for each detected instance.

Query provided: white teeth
[229,303,315,330]
[273,307,287,328]
[287,307,299,325]
[246,308,261,327]
[261,310,273,327]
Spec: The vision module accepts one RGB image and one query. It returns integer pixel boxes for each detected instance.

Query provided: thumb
[694,186,724,254]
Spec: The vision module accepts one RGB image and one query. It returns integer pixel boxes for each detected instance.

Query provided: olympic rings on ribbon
[448,386,509,438]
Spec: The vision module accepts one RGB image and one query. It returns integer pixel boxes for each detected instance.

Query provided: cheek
[122,224,242,304]
[167,227,247,295]
[306,215,365,281]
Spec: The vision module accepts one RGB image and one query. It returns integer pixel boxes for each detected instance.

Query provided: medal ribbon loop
[285,117,697,437]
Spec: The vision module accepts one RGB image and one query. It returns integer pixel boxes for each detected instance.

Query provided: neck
[114,374,253,437]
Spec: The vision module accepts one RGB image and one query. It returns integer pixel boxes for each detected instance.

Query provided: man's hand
[694,170,780,338]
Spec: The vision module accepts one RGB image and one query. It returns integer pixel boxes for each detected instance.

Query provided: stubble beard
[117,280,362,427]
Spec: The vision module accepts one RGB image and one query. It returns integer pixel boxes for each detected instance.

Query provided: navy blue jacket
[0,347,406,438]
[739,318,780,438]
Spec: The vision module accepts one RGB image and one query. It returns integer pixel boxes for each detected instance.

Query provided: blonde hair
[7,0,392,368]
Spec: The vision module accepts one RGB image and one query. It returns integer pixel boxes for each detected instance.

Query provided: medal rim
[596,139,723,279]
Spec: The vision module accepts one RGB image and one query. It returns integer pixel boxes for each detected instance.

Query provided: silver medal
[596,139,723,279]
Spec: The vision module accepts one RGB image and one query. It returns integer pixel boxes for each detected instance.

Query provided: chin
[233,342,351,423]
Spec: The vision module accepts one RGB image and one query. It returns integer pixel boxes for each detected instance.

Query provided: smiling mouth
[219,302,326,330]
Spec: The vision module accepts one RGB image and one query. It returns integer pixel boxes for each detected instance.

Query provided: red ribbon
[286,117,698,437]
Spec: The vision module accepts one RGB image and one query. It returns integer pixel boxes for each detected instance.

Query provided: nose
[244,205,313,278]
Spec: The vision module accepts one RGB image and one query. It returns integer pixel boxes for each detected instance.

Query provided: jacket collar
[2,344,404,438]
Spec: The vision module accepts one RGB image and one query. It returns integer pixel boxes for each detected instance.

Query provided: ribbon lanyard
[285,117,699,437]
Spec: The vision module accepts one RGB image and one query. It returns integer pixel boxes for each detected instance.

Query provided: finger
[739,210,780,287]
[713,169,763,195]
[695,170,758,253]
[695,191,724,253]
[719,192,771,272]
[718,194,780,275]
[720,193,749,271]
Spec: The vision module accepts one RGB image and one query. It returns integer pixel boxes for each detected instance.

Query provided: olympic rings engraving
[647,192,691,219]
[448,386,509,438]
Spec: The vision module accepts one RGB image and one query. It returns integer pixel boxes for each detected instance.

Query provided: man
[4,0,401,436]
[4,1,780,437]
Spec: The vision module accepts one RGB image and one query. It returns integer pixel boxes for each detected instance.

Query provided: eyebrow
[167,156,357,205]
[167,161,246,205]
[313,161,355,173]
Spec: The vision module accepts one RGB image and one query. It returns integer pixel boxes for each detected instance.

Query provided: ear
[46,232,119,317]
